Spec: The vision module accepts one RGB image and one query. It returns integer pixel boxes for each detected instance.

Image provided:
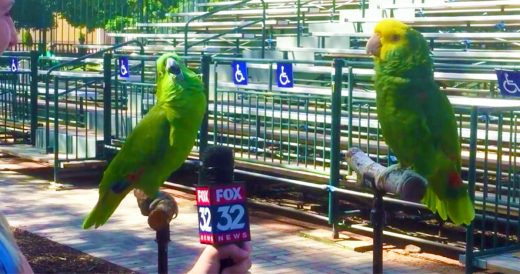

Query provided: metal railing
[205,55,520,271]
[43,40,144,153]
[108,54,206,148]
[110,54,158,144]
[210,56,346,235]
[0,52,37,145]
[464,107,520,273]
[41,40,145,181]
[0,50,518,271]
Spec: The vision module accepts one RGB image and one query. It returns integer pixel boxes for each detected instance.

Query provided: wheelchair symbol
[279,65,291,86]
[10,59,17,72]
[503,73,520,94]
[234,64,245,83]
[120,63,128,77]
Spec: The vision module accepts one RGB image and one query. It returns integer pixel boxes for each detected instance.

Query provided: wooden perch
[345,147,427,203]
[134,189,178,231]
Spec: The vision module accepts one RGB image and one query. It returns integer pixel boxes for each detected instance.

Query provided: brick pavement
[0,169,467,274]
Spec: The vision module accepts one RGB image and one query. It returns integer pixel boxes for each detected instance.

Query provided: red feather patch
[448,172,463,188]
[126,168,145,183]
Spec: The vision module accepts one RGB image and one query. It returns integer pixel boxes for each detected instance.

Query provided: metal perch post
[345,147,427,274]
[345,147,427,203]
[134,189,178,274]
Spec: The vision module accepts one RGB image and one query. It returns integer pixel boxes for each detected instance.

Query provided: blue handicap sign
[119,57,130,78]
[10,58,18,73]
[276,62,293,88]
[496,69,520,97]
[231,61,247,85]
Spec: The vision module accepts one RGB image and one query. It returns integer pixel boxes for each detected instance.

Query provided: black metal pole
[103,53,112,158]
[329,58,344,239]
[465,108,478,274]
[365,173,384,274]
[157,227,170,274]
[199,54,211,158]
[29,51,38,146]
[372,190,384,274]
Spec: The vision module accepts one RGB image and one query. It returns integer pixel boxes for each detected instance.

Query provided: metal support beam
[103,53,113,158]
[465,107,478,274]
[30,51,38,146]
[200,54,211,158]
[329,58,344,239]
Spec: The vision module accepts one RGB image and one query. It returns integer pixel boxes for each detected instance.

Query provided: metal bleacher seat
[100,0,361,57]
[347,14,520,29]
[106,33,256,40]
[171,7,320,18]
[380,0,520,17]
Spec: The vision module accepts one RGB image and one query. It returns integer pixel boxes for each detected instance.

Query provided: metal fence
[46,72,106,174]
[465,107,520,272]
[0,52,38,145]
[35,41,146,180]
[0,51,519,271]
[111,54,156,143]
[211,57,337,175]
[209,56,344,237]
[208,56,520,272]
[108,54,205,148]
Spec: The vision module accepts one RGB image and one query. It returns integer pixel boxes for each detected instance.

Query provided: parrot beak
[366,33,381,57]
[166,58,184,81]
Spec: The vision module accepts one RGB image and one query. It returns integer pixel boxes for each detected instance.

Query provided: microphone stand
[135,190,178,274]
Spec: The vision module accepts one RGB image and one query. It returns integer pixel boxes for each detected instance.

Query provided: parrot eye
[166,58,181,76]
[390,34,400,42]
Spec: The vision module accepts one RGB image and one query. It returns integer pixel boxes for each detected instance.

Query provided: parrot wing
[108,104,174,178]
[424,89,461,169]
[82,103,173,229]
[421,89,474,225]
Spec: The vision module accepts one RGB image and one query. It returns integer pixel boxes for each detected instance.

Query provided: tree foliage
[11,0,55,29]
[57,0,180,31]
[12,0,185,31]
[56,0,138,31]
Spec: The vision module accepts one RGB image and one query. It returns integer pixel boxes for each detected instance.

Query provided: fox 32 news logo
[196,184,251,245]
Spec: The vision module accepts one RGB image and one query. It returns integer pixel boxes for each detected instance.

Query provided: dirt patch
[12,228,137,274]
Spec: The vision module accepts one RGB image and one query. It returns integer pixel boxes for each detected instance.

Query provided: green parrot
[83,53,207,229]
[366,19,475,225]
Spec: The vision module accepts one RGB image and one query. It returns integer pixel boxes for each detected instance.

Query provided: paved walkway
[0,169,466,274]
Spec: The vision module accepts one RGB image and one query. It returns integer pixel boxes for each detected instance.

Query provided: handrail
[297,0,301,47]
[45,40,144,77]
[184,0,266,58]
[44,39,145,153]
[187,19,263,51]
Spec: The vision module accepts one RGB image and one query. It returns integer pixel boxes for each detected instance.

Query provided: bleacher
[3,1,520,271]
[102,0,359,56]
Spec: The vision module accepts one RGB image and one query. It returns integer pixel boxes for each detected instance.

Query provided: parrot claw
[377,163,407,186]
[386,163,402,172]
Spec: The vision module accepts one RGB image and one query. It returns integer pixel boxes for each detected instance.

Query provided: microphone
[196,146,251,271]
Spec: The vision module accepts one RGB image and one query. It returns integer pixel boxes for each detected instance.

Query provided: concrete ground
[0,163,470,273]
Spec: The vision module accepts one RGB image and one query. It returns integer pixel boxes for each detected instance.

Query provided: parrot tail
[82,189,131,229]
[422,185,475,226]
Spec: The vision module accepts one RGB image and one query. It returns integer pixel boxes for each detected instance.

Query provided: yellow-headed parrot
[83,53,207,229]
[366,19,475,225]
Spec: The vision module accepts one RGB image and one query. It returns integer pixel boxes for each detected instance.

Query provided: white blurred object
[0,214,34,274]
